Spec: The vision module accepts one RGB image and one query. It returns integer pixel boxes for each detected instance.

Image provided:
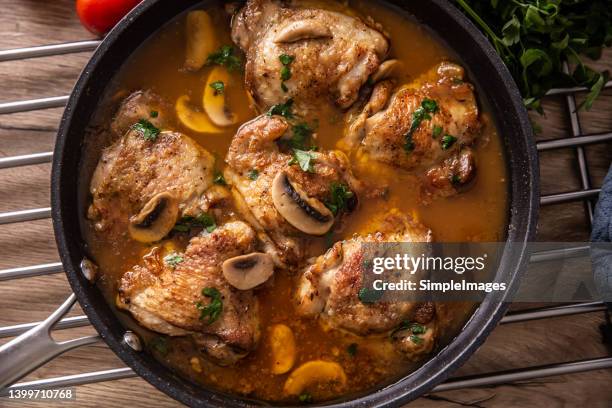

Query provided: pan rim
[51,0,539,407]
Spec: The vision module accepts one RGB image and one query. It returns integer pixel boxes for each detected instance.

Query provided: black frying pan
[44,0,538,406]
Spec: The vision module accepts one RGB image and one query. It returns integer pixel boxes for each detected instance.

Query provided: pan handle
[0,294,100,389]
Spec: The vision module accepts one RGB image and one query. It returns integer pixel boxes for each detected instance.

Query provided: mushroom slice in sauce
[271,171,334,236]
[128,192,179,243]
[222,252,274,290]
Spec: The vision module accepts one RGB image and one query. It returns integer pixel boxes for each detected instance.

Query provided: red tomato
[76,0,142,36]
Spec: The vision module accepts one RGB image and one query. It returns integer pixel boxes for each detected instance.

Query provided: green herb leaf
[248,169,259,180]
[289,149,316,173]
[149,336,169,356]
[290,122,314,150]
[163,254,183,268]
[358,287,383,304]
[132,119,160,142]
[173,213,216,233]
[206,45,242,71]
[298,392,313,404]
[279,54,295,66]
[441,134,458,150]
[432,125,443,138]
[213,171,227,185]
[325,182,354,216]
[196,287,223,325]
[280,65,291,81]
[150,110,159,118]
[410,334,424,345]
[404,98,438,152]
[347,343,358,357]
[209,81,225,95]
[450,174,461,185]
[268,98,294,118]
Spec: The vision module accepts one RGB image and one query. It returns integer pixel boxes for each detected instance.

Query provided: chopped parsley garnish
[132,119,160,142]
[268,98,294,118]
[150,110,158,118]
[279,54,295,92]
[213,171,227,185]
[358,287,383,304]
[432,125,443,138]
[206,45,242,71]
[196,287,223,325]
[441,134,458,150]
[347,343,358,357]
[289,149,316,173]
[298,392,313,404]
[404,133,415,151]
[163,254,184,268]
[279,54,295,66]
[173,213,216,233]
[410,334,424,345]
[390,320,428,340]
[325,182,354,215]
[209,80,225,95]
[247,169,259,180]
[149,336,169,356]
[290,122,314,150]
[450,174,461,185]
[404,98,438,152]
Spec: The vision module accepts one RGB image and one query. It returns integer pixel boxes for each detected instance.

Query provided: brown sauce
[82,0,508,403]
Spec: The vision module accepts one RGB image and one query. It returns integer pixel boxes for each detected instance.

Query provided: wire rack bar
[1,368,136,395]
[0,208,51,225]
[433,357,612,393]
[500,302,606,324]
[5,356,612,395]
[545,81,612,96]
[540,189,600,205]
[0,96,68,115]
[0,41,100,62]
[0,316,90,339]
[0,152,53,169]
[537,132,612,151]
[0,262,63,282]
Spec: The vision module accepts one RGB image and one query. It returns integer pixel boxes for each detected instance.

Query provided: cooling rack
[1,37,612,402]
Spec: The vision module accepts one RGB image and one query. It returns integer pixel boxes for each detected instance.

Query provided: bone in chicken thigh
[231,0,390,115]
[117,221,262,365]
[346,62,482,202]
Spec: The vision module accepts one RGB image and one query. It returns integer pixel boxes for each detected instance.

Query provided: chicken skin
[296,209,438,360]
[347,62,482,202]
[224,114,359,267]
[231,0,389,115]
[117,221,261,365]
[88,91,224,240]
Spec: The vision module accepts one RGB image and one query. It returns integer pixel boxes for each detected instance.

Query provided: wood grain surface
[1,1,611,407]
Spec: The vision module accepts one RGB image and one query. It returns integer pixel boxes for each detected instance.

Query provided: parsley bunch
[455,0,611,112]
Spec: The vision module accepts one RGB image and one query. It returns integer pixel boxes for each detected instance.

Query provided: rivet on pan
[123,331,143,351]
[80,257,98,282]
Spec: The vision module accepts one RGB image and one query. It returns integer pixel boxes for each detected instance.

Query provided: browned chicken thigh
[231,0,389,115]
[88,91,225,242]
[346,62,482,202]
[295,209,438,360]
[224,114,359,267]
[117,221,262,365]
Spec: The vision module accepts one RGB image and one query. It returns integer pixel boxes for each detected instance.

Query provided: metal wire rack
[1,39,612,399]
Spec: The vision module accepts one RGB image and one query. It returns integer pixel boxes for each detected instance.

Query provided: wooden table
[1,1,611,406]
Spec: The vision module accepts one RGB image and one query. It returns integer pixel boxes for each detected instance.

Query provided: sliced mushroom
[371,59,402,83]
[222,252,274,290]
[175,95,223,134]
[203,66,238,127]
[274,20,333,43]
[128,192,179,243]
[184,10,217,71]
[271,171,334,236]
